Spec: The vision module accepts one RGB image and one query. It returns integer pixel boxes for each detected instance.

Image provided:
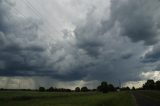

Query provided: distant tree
[108,84,116,91]
[66,89,71,92]
[92,89,97,92]
[39,87,45,92]
[81,87,88,92]
[0,88,4,91]
[97,81,108,93]
[75,87,80,92]
[132,87,136,90]
[155,80,160,90]
[48,87,54,92]
[143,80,155,90]
[120,87,130,91]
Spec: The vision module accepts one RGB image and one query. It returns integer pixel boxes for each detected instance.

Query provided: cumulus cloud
[140,71,160,81]
[123,80,146,88]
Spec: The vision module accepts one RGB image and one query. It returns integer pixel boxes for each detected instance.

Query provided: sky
[0,0,160,89]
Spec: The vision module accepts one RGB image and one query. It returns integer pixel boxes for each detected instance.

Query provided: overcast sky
[0,0,160,89]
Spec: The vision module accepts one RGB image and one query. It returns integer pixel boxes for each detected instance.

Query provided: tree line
[38,81,117,93]
[142,80,160,90]
[38,80,160,92]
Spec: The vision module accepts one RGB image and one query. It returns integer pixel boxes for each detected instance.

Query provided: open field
[0,91,135,106]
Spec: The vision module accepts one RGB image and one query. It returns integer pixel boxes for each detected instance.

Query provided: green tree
[75,87,80,92]
[132,87,136,90]
[97,81,108,93]
[155,80,160,90]
[143,80,155,90]
[39,87,45,92]
[48,87,54,92]
[81,87,88,92]
[108,84,115,91]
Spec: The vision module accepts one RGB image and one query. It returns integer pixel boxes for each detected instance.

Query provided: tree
[155,80,160,90]
[143,80,155,90]
[75,87,80,92]
[120,87,130,91]
[81,87,88,92]
[132,87,136,90]
[97,81,108,93]
[39,87,45,92]
[48,87,54,92]
[108,84,115,91]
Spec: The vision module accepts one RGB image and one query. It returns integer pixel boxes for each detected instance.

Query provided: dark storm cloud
[121,53,133,60]
[0,0,160,84]
[73,0,160,82]
[74,14,104,57]
[111,0,160,45]
[109,0,160,45]
[0,0,48,76]
[74,0,160,60]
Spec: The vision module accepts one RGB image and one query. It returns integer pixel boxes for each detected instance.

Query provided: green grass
[139,90,160,100]
[0,91,135,106]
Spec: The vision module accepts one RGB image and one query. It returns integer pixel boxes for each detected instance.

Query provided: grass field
[0,91,135,106]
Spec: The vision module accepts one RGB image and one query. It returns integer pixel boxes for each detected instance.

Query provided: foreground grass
[0,91,135,106]
[139,90,160,100]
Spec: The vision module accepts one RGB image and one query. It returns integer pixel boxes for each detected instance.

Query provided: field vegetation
[0,91,135,106]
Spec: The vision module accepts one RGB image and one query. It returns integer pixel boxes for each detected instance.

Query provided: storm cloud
[0,0,160,88]
[111,0,160,45]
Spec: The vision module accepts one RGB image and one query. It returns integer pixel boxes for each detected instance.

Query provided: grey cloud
[0,1,49,76]
[155,65,160,70]
[0,0,160,85]
[74,0,160,59]
[142,44,160,63]
[0,0,11,33]
[73,0,156,82]
[121,53,133,60]
[74,17,104,57]
[111,0,160,45]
